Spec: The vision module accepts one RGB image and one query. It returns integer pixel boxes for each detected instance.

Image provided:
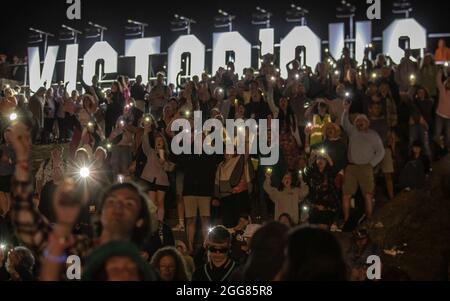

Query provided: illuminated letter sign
[383,18,427,64]
[64,44,79,93]
[328,23,345,61]
[167,35,205,86]
[26,18,433,90]
[125,37,161,84]
[212,32,251,77]
[280,26,321,78]
[83,41,118,86]
[355,21,372,64]
[28,46,59,93]
[258,28,275,68]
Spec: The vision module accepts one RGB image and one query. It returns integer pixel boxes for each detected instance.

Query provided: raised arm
[142,127,155,156]
[341,101,355,134]
[8,123,52,255]
[286,60,293,73]
[63,82,70,99]
[263,175,280,203]
[266,87,279,117]
[297,178,309,201]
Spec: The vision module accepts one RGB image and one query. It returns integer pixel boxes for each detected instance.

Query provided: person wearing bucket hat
[341,101,385,226]
[82,240,159,281]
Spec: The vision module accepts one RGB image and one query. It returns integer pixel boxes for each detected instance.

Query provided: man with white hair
[341,101,385,226]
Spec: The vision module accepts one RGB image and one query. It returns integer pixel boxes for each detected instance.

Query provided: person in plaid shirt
[7,122,153,280]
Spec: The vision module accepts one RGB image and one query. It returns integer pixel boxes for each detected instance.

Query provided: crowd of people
[0,37,449,281]
[0,54,26,82]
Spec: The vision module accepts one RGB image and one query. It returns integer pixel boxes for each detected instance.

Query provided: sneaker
[172,223,185,232]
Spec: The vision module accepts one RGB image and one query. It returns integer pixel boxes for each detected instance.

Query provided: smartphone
[117,174,124,183]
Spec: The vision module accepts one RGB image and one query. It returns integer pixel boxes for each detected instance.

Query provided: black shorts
[0,175,12,193]
[139,179,169,193]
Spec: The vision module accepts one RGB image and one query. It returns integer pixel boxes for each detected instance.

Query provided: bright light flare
[80,167,90,178]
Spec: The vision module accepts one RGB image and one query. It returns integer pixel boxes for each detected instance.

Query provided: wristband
[43,248,67,264]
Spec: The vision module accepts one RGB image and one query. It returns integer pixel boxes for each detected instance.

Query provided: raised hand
[7,122,31,161]
[343,99,352,112]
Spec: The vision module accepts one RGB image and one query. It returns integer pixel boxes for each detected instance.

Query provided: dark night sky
[0,0,449,77]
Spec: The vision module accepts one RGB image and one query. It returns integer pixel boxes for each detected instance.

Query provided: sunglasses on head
[207,246,229,254]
